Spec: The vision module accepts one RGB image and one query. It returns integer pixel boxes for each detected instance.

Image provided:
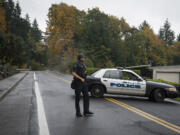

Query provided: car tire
[153,89,165,102]
[91,85,104,98]
[148,94,154,101]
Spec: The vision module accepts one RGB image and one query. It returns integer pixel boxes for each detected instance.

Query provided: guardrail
[16,69,30,71]
[0,65,19,80]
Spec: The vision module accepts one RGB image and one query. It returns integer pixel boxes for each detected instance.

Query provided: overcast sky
[18,0,180,37]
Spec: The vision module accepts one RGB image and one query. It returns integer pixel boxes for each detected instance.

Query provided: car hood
[146,81,174,88]
[86,76,100,82]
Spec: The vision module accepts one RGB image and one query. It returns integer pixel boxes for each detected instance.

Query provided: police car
[86,68,179,102]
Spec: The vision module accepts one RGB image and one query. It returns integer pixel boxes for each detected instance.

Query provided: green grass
[175,98,180,101]
[86,67,100,75]
[146,78,180,86]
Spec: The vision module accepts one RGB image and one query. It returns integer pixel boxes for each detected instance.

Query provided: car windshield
[122,71,138,80]
[103,70,120,79]
[91,70,100,77]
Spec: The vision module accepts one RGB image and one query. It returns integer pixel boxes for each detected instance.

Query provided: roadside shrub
[85,58,94,68]
[59,47,78,73]
[69,60,76,73]
[146,79,180,86]
[10,65,18,70]
[20,64,28,69]
[132,70,141,75]
[86,67,100,75]
[31,61,45,71]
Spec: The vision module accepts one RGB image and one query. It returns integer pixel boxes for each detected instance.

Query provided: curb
[166,99,180,105]
[0,72,29,101]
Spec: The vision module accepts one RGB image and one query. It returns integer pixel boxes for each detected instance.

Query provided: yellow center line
[47,72,180,134]
[106,98,180,134]
[108,98,180,130]
[47,72,71,84]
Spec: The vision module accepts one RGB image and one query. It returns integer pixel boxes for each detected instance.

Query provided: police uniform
[73,61,89,115]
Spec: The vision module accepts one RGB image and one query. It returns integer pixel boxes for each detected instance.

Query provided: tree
[0,33,27,66]
[0,0,47,68]
[142,27,167,66]
[81,8,111,47]
[4,0,15,25]
[159,19,175,45]
[46,3,84,70]
[0,1,6,32]
[31,19,42,42]
[43,2,179,71]
[124,29,149,66]
[4,0,28,39]
[0,29,6,64]
[177,34,180,42]
[173,42,180,64]
[139,20,150,30]
[25,13,30,21]
[15,1,21,18]
[119,17,131,37]
[79,8,116,67]
[107,16,130,66]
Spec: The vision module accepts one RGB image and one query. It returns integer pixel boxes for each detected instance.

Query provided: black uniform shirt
[73,62,87,81]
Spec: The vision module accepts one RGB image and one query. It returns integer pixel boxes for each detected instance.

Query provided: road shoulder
[0,71,28,101]
[0,72,38,135]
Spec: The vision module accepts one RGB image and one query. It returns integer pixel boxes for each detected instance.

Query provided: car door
[121,71,146,96]
[101,70,124,93]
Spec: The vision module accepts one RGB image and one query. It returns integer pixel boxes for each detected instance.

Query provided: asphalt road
[0,71,180,135]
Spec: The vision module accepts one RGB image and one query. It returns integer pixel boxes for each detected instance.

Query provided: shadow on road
[104,94,179,105]
[70,93,178,105]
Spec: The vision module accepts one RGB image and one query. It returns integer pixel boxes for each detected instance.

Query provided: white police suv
[86,68,179,102]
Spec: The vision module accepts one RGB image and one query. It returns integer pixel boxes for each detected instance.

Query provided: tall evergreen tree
[6,0,15,17]
[15,1,21,18]
[0,0,6,32]
[31,19,42,42]
[177,34,180,42]
[139,20,150,30]
[4,0,15,32]
[159,19,175,45]
[25,14,30,23]
[25,13,31,28]
[0,0,47,67]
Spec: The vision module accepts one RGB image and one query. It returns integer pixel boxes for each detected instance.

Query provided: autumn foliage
[46,3,180,72]
[1,1,179,71]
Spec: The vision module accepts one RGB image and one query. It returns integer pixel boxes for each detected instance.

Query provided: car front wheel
[91,85,104,98]
[153,89,165,102]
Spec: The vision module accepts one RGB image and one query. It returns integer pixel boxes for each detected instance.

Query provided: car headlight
[165,87,177,92]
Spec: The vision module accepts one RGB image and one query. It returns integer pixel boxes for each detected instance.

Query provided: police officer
[72,53,93,117]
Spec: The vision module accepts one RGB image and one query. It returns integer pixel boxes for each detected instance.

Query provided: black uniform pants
[75,82,89,113]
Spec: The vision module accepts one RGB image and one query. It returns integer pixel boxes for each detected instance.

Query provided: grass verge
[175,97,180,101]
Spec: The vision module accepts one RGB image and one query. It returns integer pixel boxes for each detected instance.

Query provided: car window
[122,71,139,81]
[103,70,110,78]
[91,70,100,77]
[103,70,120,79]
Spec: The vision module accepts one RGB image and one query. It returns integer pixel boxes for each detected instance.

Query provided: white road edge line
[34,72,50,135]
